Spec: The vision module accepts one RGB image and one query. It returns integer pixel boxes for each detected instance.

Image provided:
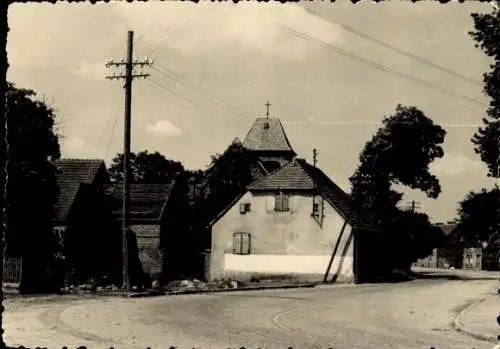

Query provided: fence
[3,256,22,284]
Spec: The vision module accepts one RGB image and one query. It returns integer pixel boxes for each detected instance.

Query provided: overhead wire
[150,64,243,120]
[146,78,204,109]
[277,24,487,108]
[300,5,483,86]
[146,4,203,58]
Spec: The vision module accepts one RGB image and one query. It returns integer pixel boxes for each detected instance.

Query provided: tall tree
[350,104,446,270]
[5,82,61,293]
[458,186,500,247]
[109,150,184,184]
[469,3,500,178]
[453,5,500,251]
[193,138,256,227]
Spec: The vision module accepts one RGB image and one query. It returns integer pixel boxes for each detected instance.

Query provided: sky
[6,0,499,222]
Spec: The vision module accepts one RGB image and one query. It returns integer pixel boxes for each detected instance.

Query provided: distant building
[463,234,500,271]
[414,222,463,269]
[104,182,177,283]
[52,159,113,285]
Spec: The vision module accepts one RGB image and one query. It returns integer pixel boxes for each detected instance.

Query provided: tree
[469,3,500,178]
[108,150,184,184]
[458,186,500,247]
[5,82,61,293]
[192,138,256,227]
[350,104,446,270]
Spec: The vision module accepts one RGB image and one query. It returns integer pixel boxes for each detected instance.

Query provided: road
[3,273,499,349]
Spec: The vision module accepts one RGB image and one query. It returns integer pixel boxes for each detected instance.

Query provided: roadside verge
[451,293,499,344]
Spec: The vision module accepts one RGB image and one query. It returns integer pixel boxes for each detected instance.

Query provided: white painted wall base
[222,254,353,281]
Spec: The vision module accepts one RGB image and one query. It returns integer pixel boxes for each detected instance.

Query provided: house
[414,222,463,269]
[206,157,386,284]
[53,159,110,230]
[463,234,500,271]
[52,159,113,284]
[104,182,177,283]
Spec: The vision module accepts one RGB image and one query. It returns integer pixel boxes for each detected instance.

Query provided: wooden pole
[323,208,353,283]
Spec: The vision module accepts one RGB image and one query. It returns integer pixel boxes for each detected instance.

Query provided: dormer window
[239,203,251,214]
[263,122,270,129]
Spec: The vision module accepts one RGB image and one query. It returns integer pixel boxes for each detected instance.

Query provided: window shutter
[233,233,242,254]
[274,193,282,211]
[282,194,290,211]
[241,233,251,254]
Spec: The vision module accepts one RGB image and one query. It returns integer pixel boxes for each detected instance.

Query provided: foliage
[109,150,184,184]
[457,186,500,247]
[349,104,446,269]
[5,82,61,293]
[390,210,445,266]
[350,104,446,222]
[192,139,256,228]
[469,3,500,178]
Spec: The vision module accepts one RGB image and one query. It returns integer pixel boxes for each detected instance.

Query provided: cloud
[430,152,486,176]
[146,120,182,137]
[63,136,87,153]
[116,3,342,60]
[74,61,107,80]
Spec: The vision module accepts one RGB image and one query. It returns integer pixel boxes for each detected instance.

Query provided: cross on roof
[265,101,271,119]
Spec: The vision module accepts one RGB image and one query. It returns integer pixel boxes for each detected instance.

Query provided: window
[239,203,251,214]
[312,202,320,216]
[274,192,290,212]
[233,232,251,255]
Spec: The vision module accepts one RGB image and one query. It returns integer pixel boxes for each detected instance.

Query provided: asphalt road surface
[4,274,499,349]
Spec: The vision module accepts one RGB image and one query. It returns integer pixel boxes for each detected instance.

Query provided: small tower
[242,102,297,173]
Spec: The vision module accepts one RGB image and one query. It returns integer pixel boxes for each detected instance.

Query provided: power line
[146,78,203,108]
[150,64,243,119]
[283,120,484,128]
[104,103,120,164]
[146,5,203,58]
[301,6,482,86]
[278,25,487,108]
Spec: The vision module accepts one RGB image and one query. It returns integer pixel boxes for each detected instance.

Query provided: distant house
[52,159,113,284]
[104,182,177,283]
[206,158,386,284]
[463,234,500,271]
[414,222,463,269]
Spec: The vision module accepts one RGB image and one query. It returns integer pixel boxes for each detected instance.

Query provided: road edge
[451,295,498,344]
[128,282,318,298]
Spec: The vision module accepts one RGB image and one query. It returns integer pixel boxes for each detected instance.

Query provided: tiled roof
[242,117,296,154]
[104,182,175,221]
[247,158,377,231]
[438,224,458,237]
[53,159,106,222]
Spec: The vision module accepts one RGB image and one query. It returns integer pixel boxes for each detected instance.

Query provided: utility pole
[312,148,318,215]
[105,31,152,291]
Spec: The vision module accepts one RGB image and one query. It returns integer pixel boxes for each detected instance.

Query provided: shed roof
[242,117,296,154]
[53,159,106,222]
[104,182,175,221]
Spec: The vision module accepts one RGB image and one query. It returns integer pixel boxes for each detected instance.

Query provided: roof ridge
[275,118,295,152]
[56,158,104,162]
